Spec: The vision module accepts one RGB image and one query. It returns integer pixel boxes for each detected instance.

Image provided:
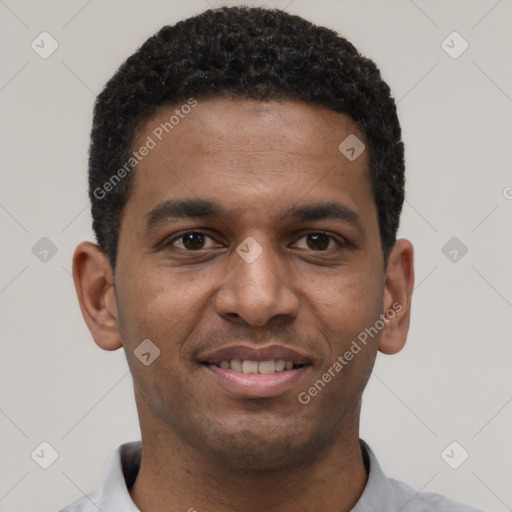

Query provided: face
[75,97,413,471]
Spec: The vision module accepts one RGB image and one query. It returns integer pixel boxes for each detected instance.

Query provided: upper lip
[198,344,312,365]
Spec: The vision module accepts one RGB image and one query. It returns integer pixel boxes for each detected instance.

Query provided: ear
[72,241,122,351]
[378,238,414,355]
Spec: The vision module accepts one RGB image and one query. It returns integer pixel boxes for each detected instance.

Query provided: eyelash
[166,230,346,251]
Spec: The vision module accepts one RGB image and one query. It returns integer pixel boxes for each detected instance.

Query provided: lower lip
[203,364,310,398]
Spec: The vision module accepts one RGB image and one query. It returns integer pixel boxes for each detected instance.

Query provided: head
[74,6,413,471]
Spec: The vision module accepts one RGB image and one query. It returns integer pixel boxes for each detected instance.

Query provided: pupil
[307,233,329,250]
[183,232,205,250]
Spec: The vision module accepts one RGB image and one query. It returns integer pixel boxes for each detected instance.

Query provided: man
[62,6,482,511]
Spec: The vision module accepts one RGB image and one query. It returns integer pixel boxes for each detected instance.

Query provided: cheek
[304,275,381,409]
[117,264,213,339]
[116,268,210,412]
[305,263,383,340]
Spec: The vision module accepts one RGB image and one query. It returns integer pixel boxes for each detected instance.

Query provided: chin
[191,415,333,473]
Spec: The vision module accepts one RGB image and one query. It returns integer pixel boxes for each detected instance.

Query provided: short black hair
[89,6,404,269]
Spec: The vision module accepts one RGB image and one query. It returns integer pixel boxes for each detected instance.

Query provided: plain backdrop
[0,1,510,511]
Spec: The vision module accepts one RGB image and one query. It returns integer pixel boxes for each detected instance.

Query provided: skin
[73,98,414,512]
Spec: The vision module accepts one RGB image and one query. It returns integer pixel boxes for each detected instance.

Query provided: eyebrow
[145,198,362,231]
[145,199,224,231]
[284,202,361,226]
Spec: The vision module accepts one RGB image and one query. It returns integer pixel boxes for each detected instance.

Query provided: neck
[130,402,368,512]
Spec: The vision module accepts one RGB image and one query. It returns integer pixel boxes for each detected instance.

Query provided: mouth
[201,359,307,374]
[198,345,312,398]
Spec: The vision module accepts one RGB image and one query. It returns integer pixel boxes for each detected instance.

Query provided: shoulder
[387,477,484,512]
[57,491,101,512]
[355,440,484,512]
[56,441,142,512]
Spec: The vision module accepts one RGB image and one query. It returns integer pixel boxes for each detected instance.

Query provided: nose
[215,239,300,327]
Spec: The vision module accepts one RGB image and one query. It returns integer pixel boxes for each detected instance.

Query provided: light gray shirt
[59,440,483,511]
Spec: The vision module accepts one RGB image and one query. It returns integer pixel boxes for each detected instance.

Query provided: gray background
[0,0,510,510]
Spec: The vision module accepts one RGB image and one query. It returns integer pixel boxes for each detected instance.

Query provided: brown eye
[306,233,331,250]
[182,232,205,250]
[169,231,219,251]
[293,232,339,251]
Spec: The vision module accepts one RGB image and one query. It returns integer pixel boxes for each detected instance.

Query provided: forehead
[123,97,376,233]
[137,97,363,159]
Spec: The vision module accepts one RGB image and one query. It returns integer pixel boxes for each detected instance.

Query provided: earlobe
[378,239,414,355]
[72,241,123,351]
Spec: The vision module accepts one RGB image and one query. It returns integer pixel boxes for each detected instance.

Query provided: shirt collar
[92,441,141,512]
[95,439,391,511]
[352,439,397,511]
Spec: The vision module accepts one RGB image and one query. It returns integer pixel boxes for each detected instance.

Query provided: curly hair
[89,6,404,268]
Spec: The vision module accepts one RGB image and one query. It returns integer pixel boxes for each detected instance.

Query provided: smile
[207,359,301,374]
[198,344,313,398]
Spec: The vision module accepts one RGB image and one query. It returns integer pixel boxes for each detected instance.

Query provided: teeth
[216,359,297,374]
[274,359,286,371]
[258,360,275,374]
[230,359,242,372]
[242,360,259,374]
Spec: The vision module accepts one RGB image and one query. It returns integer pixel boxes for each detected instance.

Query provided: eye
[168,231,220,251]
[293,232,341,251]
